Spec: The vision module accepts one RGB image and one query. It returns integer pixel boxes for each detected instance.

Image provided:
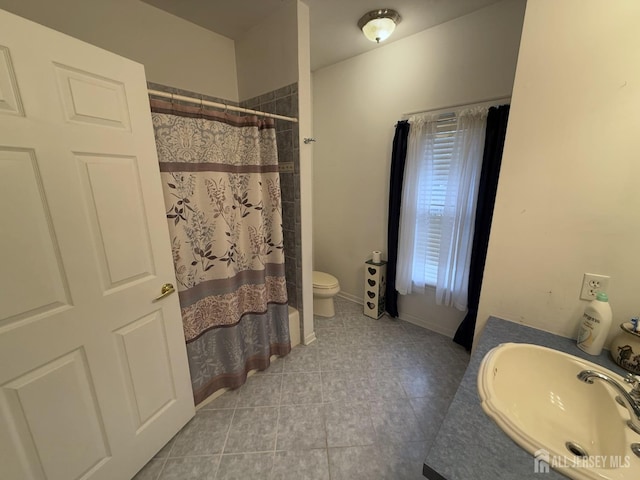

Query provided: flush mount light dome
[358,9,401,43]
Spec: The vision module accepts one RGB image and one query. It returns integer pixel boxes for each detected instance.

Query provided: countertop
[423,316,629,480]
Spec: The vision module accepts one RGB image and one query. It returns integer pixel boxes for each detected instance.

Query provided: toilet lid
[313,271,339,289]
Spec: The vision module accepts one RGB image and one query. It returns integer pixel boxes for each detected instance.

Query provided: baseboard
[338,291,456,338]
[196,387,228,410]
[337,292,456,338]
[304,331,317,345]
[397,310,457,338]
[337,291,362,305]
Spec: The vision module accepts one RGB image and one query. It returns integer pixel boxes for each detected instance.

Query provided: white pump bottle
[577,292,612,356]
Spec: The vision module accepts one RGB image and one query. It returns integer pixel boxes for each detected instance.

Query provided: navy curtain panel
[454,105,510,350]
[385,120,410,317]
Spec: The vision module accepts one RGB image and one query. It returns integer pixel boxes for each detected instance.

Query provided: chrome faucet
[578,369,640,435]
[623,373,640,403]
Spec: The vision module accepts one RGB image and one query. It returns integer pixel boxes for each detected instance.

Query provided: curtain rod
[402,95,511,119]
[148,89,299,123]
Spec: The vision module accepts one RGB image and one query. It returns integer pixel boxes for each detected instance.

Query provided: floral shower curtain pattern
[150,99,291,404]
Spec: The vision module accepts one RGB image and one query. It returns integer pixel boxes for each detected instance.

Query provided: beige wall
[311,0,526,336]
[235,0,299,101]
[0,0,238,100]
[477,0,640,346]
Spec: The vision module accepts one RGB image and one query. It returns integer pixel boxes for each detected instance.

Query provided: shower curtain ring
[199,98,204,117]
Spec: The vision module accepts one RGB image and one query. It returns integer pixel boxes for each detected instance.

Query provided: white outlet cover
[580,273,610,300]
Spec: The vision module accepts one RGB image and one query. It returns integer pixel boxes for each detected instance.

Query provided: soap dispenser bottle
[577,292,612,355]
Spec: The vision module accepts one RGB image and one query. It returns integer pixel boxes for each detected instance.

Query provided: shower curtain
[150,99,291,404]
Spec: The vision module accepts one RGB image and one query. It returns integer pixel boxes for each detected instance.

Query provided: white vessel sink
[478,343,640,480]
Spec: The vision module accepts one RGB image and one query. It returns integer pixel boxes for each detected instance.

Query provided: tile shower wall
[241,84,302,318]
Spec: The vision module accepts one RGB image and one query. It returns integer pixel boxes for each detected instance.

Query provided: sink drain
[566,441,589,458]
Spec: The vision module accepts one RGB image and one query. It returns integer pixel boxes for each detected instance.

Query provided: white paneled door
[0,9,195,480]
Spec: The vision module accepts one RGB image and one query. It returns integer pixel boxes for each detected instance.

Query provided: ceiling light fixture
[357,9,401,44]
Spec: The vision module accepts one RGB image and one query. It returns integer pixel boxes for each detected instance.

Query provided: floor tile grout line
[270,445,330,453]
[408,397,434,439]
[153,454,170,480]
[322,372,332,480]
[219,449,286,455]
[215,401,237,472]
[152,426,179,480]
[315,359,331,478]
[275,371,285,450]
[264,374,284,480]
[164,452,227,459]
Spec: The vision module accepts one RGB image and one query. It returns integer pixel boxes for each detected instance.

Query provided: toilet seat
[313,271,339,289]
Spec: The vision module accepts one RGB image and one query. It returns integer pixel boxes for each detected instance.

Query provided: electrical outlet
[580,273,610,300]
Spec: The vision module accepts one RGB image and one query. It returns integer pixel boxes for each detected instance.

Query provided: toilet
[312,271,340,317]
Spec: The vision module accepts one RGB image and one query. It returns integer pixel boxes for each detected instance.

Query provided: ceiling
[142,0,503,71]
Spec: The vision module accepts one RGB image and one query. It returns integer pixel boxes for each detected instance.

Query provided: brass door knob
[154,283,175,301]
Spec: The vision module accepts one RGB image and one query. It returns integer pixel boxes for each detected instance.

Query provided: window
[414,113,456,286]
[396,108,487,310]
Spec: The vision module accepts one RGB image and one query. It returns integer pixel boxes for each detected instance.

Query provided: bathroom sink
[478,343,640,480]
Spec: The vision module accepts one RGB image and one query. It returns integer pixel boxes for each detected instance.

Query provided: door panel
[76,153,155,290]
[0,147,71,325]
[114,311,177,431]
[54,63,131,130]
[2,349,110,480]
[0,9,194,480]
[0,45,23,116]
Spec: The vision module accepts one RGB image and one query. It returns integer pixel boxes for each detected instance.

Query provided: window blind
[413,113,457,286]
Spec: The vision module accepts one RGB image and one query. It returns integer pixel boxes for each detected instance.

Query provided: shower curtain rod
[402,95,511,119]
[148,89,299,123]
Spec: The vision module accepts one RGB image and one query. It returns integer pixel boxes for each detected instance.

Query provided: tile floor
[134,297,470,480]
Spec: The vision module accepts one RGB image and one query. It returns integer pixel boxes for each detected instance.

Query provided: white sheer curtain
[396,107,487,310]
[396,114,438,295]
